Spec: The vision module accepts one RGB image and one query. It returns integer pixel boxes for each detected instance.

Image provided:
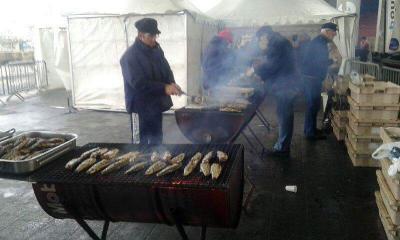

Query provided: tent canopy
[205,0,351,27]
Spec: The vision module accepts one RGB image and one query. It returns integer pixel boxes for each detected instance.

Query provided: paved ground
[0,89,386,240]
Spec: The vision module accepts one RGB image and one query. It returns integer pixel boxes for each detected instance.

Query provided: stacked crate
[376,127,400,240]
[345,77,400,167]
[332,109,348,141]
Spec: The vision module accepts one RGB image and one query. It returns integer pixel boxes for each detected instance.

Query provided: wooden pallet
[344,137,380,167]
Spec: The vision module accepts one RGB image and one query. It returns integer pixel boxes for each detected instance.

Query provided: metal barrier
[344,59,381,79]
[381,66,400,85]
[0,61,48,102]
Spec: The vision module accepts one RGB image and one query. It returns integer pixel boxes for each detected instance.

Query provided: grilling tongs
[180,91,207,105]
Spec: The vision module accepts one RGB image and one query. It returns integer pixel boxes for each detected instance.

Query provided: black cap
[321,22,338,31]
[135,18,161,35]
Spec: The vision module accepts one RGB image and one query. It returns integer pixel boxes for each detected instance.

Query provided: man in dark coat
[202,29,235,90]
[252,26,300,157]
[301,22,337,141]
[120,18,182,144]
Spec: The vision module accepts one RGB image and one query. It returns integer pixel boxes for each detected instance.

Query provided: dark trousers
[303,76,323,137]
[273,93,295,152]
[138,111,163,144]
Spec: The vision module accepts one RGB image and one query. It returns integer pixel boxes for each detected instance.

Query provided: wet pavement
[0,89,387,240]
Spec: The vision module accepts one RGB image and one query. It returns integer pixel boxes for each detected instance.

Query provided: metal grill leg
[243,171,256,213]
[74,218,102,240]
[201,225,207,240]
[129,114,134,144]
[101,221,110,240]
[246,126,266,156]
[256,110,271,132]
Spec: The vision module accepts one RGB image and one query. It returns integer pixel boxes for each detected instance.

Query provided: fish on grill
[200,162,211,176]
[86,159,112,174]
[101,152,140,175]
[162,151,172,162]
[183,152,202,176]
[169,153,185,164]
[65,147,100,170]
[156,163,182,177]
[217,151,228,162]
[145,161,167,175]
[151,152,161,162]
[202,151,213,163]
[125,161,149,174]
[74,148,109,172]
[102,149,120,160]
[211,163,222,180]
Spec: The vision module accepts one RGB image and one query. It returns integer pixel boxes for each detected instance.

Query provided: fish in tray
[100,152,140,175]
[156,163,182,177]
[125,161,149,174]
[217,151,228,162]
[74,148,110,173]
[183,152,203,176]
[145,161,167,175]
[169,153,185,164]
[65,147,100,169]
[211,163,222,180]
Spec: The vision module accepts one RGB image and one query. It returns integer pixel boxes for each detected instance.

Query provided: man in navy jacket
[120,18,182,144]
[301,22,337,141]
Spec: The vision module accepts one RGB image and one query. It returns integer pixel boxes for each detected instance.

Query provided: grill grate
[29,144,243,189]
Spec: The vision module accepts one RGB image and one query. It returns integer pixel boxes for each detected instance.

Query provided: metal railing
[0,61,48,102]
[344,59,400,85]
[381,66,400,85]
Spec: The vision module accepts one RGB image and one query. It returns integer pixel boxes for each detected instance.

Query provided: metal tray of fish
[0,129,15,143]
[0,131,78,174]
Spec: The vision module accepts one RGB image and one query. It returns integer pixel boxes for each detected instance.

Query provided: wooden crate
[344,137,380,167]
[349,80,400,105]
[348,96,400,121]
[332,118,346,141]
[381,158,400,181]
[381,158,400,200]
[348,111,400,137]
[346,125,382,155]
[377,170,400,225]
[376,191,400,240]
[381,127,400,144]
[332,110,348,128]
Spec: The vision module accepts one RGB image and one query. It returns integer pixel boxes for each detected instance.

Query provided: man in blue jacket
[120,18,182,144]
[202,29,235,90]
[301,22,337,141]
[252,26,300,157]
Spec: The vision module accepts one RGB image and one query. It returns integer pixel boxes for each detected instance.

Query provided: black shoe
[264,149,290,158]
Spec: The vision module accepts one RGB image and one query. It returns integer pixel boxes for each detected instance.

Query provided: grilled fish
[125,161,148,174]
[163,151,172,162]
[156,163,182,177]
[151,152,161,162]
[211,163,222,180]
[101,152,140,175]
[65,147,100,169]
[183,152,202,176]
[102,149,119,160]
[169,153,185,164]
[86,159,112,174]
[75,158,97,173]
[217,151,228,162]
[200,162,211,177]
[145,161,167,175]
[202,151,213,163]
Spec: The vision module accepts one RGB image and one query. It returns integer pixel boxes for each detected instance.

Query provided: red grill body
[31,143,244,229]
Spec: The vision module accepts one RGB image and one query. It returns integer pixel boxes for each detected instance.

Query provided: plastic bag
[372,142,400,176]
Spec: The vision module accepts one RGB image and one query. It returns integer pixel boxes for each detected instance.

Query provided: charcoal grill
[25,143,244,240]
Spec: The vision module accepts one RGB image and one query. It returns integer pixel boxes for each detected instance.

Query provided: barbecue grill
[9,143,245,240]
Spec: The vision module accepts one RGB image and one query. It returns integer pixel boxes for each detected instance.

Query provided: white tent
[67,0,218,111]
[205,0,350,27]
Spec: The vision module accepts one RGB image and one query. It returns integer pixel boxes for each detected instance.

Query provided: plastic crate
[381,127,400,144]
[376,191,400,240]
[331,118,346,141]
[381,158,400,200]
[377,170,400,225]
[332,110,348,128]
[348,96,400,121]
[349,81,400,105]
[344,137,380,167]
[346,125,382,154]
[347,111,400,137]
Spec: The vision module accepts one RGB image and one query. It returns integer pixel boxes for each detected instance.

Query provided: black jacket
[202,36,235,89]
[254,34,299,93]
[120,38,175,113]
[301,35,331,80]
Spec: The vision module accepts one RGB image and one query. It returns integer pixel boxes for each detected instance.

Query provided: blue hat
[321,22,338,31]
[135,18,161,35]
